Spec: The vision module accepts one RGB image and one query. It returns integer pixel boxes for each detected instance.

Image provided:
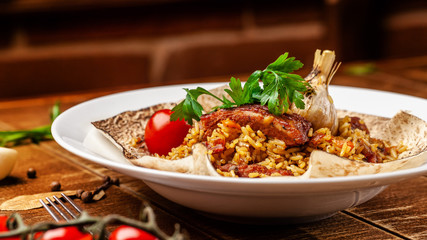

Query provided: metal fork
[40,193,109,239]
[39,193,83,222]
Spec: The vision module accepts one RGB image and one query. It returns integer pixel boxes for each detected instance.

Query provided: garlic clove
[0,147,18,181]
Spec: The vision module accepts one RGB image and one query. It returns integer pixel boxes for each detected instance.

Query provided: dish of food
[85,50,426,179]
[52,50,427,222]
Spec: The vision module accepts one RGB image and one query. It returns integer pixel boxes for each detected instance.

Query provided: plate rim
[51,83,427,193]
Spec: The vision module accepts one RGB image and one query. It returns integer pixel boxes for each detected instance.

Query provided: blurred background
[0,0,426,99]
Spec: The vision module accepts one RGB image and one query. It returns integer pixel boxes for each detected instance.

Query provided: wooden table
[0,56,426,239]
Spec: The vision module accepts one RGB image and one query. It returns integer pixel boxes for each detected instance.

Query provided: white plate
[51,83,427,223]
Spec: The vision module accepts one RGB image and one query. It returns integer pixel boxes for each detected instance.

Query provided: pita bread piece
[306,110,427,178]
[91,102,176,160]
[89,84,229,161]
[130,143,220,176]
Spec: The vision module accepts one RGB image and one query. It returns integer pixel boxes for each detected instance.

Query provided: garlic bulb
[291,49,341,135]
[0,147,18,181]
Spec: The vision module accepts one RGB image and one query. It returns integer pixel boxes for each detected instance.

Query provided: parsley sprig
[171,53,310,125]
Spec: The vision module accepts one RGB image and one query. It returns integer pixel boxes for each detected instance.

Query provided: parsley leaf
[223,74,261,106]
[171,52,310,124]
[258,53,308,115]
[266,52,303,73]
[170,87,227,125]
[224,77,244,105]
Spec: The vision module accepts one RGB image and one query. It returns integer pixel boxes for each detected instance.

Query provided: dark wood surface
[0,55,426,239]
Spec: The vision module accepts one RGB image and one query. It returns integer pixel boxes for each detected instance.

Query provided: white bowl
[51,83,427,223]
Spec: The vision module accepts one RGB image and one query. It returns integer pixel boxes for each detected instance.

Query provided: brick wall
[0,0,426,99]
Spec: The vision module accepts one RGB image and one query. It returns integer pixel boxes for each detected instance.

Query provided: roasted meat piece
[199,104,312,147]
[348,116,370,134]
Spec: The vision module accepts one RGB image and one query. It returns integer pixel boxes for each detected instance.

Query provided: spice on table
[94,180,111,195]
[0,191,77,211]
[75,175,120,203]
[102,175,110,183]
[26,168,36,178]
[81,191,93,203]
[93,190,105,201]
[111,177,120,186]
[76,189,85,198]
[50,181,61,191]
[94,175,120,194]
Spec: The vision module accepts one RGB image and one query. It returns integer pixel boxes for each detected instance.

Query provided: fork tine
[61,193,83,213]
[40,194,83,222]
[44,197,71,222]
[52,195,78,219]
[41,194,107,238]
[39,199,62,222]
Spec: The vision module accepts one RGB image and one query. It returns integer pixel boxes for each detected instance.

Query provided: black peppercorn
[102,175,111,184]
[27,168,37,178]
[111,177,120,186]
[81,191,93,203]
[50,181,61,191]
[76,189,85,198]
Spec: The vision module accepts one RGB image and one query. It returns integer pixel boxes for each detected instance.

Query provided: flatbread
[92,102,176,159]
[86,85,427,178]
[130,143,220,176]
[303,110,427,178]
[90,86,231,160]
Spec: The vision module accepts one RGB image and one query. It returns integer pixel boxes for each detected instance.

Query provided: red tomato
[145,109,191,156]
[109,225,157,240]
[78,234,94,240]
[0,215,20,240]
[0,215,9,232]
[40,226,91,240]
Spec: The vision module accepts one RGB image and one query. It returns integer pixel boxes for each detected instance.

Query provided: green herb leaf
[259,54,308,114]
[0,102,61,147]
[243,70,262,103]
[224,77,244,105]
[171,52,310,124]
[50,101,61,122]
[171,87,227,125]
[216,96,235,109]
[266,53,304,73]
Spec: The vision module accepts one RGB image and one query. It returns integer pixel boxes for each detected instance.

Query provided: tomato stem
[0,204,187,240]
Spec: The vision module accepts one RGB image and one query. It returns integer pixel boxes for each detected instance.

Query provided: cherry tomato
[78,234,94,240]
[0,215,20,240]
[0,215,9,232]
[145,109,191,156]
[109,225,157,240]
[39,226,91,240]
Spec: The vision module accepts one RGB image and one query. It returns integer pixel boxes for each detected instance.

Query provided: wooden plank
[0,143,214,239]
[332,56,427,99]
[346,176,427,240]
[333,72,427,99]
